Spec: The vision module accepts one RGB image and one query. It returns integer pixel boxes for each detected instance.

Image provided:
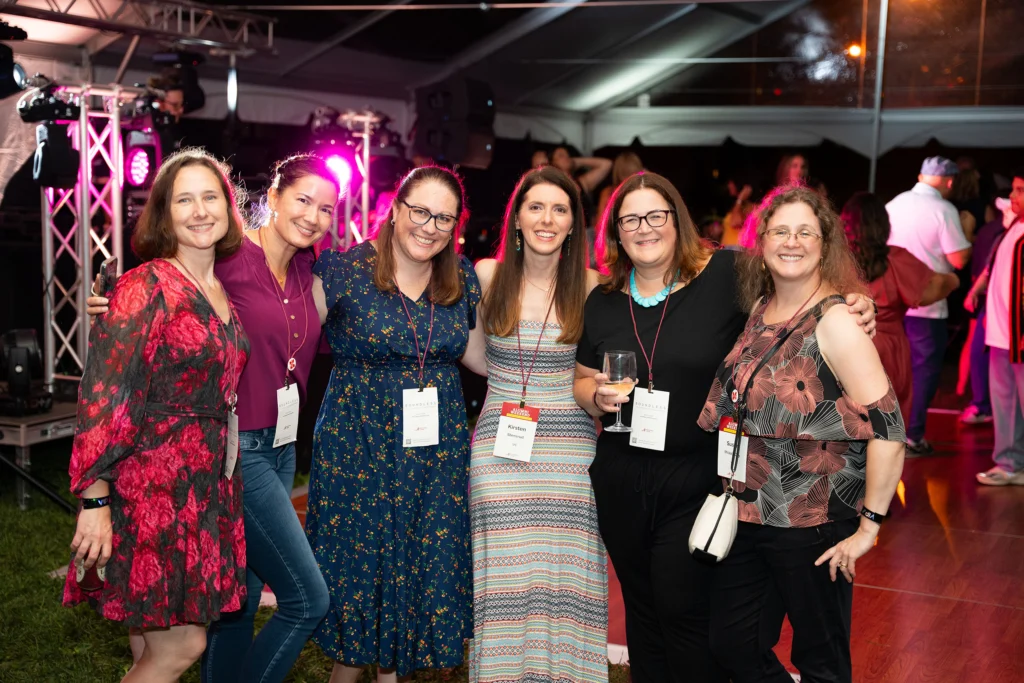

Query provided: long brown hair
[131,148,246,262]
[596,171,713,292]
[372,165,468,306]
[737,185,866,310]
[842,191,891,282]
[483,166,588,343]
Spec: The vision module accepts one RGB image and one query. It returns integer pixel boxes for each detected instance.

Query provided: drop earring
[516,230,521,252]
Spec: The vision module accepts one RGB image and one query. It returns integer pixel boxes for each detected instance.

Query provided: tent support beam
[868,0,889,193]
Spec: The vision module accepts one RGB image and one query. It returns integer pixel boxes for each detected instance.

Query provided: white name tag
[629,389,670,451]
[403,387,440,448]
[717,417,748,484]
[493,402,540,462]
[274,384,300,447]
[225,411,239,479]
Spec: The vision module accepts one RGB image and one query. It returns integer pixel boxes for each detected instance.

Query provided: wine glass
[602,350,638,433]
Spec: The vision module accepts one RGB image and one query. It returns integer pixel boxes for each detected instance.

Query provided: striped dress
[469,322,608,683]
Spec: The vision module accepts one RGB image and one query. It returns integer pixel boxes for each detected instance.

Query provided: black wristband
[81,496,111,510]
[860,506,886,524]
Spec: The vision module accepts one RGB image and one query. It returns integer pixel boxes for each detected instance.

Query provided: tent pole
[868,0,890,193]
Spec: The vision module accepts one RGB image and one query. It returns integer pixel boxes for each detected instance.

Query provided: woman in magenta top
[90,154,341,682]
[842,192,959,426]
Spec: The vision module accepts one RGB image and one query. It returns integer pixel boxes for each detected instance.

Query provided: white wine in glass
[602,350,638,433]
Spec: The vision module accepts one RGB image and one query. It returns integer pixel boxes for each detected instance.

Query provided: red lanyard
[258,228,309,387]
[395,282,435,390]
[729,282,821,403]
[172,257,240,409]
[515,296,556,408]
[627,285,675,393]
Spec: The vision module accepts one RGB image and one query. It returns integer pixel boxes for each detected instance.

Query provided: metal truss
[41,85,140,388]
[0,0,275,53]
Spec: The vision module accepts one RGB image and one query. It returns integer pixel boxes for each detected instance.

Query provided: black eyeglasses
[402,200,457,233]
[617,209,676,232]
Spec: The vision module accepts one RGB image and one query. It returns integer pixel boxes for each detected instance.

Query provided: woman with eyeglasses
[307,165,484,683]
[572,173,877,683]
[699,186,905,683]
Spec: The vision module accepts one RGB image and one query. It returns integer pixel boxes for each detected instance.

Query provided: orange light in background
[847,44,863,58]
[896,479,906,507]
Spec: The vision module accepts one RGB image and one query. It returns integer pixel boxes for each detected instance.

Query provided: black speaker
[414,120,494,170]
[415,78,495,128]
[414,78,495,169]
[33,122,79,189]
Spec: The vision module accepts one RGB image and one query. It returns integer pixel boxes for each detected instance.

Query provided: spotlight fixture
[0,20,28,41]
[33,122,80,189]
[17,80,80,123]
[123,129,160,189]
[0,43,27,100]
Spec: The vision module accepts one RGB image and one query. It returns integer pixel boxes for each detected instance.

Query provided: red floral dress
[698,295,904,528]
[63,260,249,627]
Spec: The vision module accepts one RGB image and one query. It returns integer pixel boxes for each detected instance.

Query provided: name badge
[717,416,748,483]
[225,411,239,479]
[403,387,440,448]
[274,384,300,447]
[630,389,670,451]
[493,402,540,462]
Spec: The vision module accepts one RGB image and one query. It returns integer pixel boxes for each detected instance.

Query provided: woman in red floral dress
[65,149,250,682]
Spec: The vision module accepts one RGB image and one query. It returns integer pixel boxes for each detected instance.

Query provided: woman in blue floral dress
[307,166,485,682]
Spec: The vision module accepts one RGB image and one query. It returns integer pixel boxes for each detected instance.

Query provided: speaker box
[414,120,494,170]
[415,78,495,129]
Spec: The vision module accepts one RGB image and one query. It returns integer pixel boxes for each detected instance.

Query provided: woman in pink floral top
[699,186,905,683]
[65,150,249,682]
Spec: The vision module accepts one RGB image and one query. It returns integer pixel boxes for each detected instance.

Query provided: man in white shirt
[965,170,1024,485]
[886,156,972,455]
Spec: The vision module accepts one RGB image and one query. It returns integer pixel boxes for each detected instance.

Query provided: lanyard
[729,282,821,403]
[258,228,309,387]
[515,296,556,408]
[627,277,676,392]
[172,257,240,409]
[395,282,435,390]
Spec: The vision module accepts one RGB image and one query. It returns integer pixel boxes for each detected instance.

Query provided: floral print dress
[699,295,905,528]
[63,260,249,627]
[308,242,479,675]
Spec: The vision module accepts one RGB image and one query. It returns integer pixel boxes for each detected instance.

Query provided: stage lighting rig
[0,43,27,100]
[0,20,28,41]
[17,78,80,123]
[152,50,206,114]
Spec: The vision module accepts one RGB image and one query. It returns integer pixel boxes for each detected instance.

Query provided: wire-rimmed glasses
[763,228,822,243]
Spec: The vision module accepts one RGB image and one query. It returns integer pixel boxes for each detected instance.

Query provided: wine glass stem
[614,409,623,428]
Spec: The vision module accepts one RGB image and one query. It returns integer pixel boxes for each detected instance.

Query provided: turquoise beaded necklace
[629,268,679,307]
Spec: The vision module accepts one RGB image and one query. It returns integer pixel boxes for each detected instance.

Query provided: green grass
[0,441,630,682]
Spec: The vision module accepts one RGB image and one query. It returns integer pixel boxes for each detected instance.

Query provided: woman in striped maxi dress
[468,165,608,683]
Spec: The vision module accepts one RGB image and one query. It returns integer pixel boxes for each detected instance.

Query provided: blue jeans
[202,427,330,683]
[904,316,948,442]
[970,309,992,415]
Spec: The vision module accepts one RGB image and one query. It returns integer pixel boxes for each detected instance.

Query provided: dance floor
[290,411,1024,681]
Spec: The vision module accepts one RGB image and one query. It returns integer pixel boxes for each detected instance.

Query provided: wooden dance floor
[290,411,1024,681]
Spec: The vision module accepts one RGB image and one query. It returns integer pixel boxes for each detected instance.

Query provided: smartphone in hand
[94,256,119,298]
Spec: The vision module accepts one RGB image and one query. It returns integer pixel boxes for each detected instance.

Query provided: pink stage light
[325,154,352,191]
[126,148,151,187]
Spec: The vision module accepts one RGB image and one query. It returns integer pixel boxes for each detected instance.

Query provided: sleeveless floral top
[698,295,905,528]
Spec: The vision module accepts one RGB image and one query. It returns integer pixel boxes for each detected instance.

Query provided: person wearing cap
[885,156,972,455]
[964,169,1024,486]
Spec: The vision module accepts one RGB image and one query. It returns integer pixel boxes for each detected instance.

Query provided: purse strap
[725,304,825,492]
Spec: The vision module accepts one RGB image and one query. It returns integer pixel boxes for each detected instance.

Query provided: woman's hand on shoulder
[844,292,877,338]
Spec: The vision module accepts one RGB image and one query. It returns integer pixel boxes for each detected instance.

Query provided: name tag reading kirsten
[629,389,670,451]
[403,387,440,448]
[717,416,749,484]
[493,402,540,462]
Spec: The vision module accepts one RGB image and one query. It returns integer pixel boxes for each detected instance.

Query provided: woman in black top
[573,172,876,683]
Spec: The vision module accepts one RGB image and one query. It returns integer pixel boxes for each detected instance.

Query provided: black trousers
[709,518,857,683]
[590,447,727,683]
